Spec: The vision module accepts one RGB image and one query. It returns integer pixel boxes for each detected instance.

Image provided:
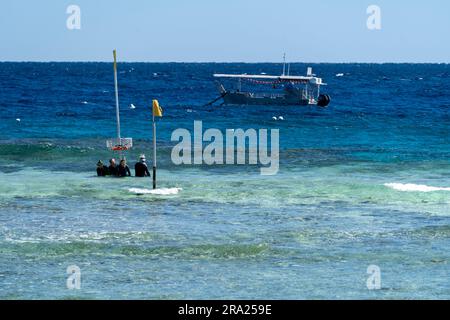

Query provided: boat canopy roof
[214,73,312,80]
[213,73,325,84]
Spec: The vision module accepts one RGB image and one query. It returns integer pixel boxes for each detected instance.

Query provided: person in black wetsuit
[135,154,151,177]
[118,159,131,177]
[108,158,119,177]
[96,160,109,176]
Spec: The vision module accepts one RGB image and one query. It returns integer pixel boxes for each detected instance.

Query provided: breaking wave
[384,183,450,192]
[129,187,182,195]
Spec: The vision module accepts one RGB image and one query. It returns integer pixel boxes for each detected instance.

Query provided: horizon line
[0,60,449,64]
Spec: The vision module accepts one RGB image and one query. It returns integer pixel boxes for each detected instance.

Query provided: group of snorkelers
[96,154,151,178]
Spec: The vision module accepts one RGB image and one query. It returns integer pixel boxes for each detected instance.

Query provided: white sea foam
[129,187,182,195]
[384,183,450,192]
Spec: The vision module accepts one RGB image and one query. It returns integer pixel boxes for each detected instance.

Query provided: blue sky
[0,0,449,62]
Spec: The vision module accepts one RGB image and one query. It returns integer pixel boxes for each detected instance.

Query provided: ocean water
[0,62,449,299]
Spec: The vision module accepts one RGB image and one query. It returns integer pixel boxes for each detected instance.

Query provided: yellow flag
[152,99,163,117]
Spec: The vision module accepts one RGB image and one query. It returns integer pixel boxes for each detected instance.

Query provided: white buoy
[130,104,136,109]
[278,116,284,121]
[336,73,344,77]
[272,116,278,121]
[16,118,21,122]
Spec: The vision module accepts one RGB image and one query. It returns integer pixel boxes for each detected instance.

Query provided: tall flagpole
[113,50,124,160]
[152,100,162,190]
[113,50,121,140]
[152,114,157,189]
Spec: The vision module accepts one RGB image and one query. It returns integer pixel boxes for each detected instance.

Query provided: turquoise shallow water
[0,63,449,299]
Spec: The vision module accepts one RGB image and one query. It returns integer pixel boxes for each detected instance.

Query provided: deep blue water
[0,63,449,299]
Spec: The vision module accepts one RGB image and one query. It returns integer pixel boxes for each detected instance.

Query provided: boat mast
[282,53,286,76]
[113,50,121,140]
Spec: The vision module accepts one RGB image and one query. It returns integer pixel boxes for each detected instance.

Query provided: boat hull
[222,92,313,106]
